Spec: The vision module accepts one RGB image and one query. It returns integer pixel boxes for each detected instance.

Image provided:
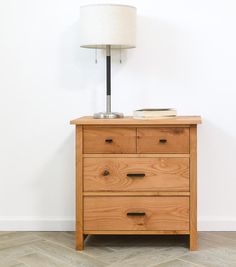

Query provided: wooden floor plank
[106,246,189,267]
[154,258,202,267]
[29,240,106,267]
[179,247,236,267]
[11,264,28,267]
[34,232,75,249]
[0,243,34,262]
[0,260,21,267]
[18,252,71,267]
[0,233,41,250]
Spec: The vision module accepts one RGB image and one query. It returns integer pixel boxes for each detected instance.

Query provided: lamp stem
[106,45,111,113]
[93,45,123,119]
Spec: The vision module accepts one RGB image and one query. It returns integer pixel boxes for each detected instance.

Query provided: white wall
[0,0,236,230]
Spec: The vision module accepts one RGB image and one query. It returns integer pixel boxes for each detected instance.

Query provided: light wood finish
[189,126,197,251]
[83,191,190,196]
[84,157,189,192]
[84,196,189,231]
[76,126,84,250]
[137,127,189,153]
[83,127,136,154]
[71,116,201,250]
[84,230,190,235]
[83,153,190,158]
[71,116,202,125]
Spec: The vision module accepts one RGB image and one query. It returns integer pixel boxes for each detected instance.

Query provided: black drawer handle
[127,212,146,216]
[127,173,145,178]
[102,170,110,176]
[159,139,167,144]
[105,139,113,143]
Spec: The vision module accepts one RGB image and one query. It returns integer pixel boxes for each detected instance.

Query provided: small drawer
[137,127,189,153]
[84,158,189,191]
[83,127,136,154]
[84,196,189,231]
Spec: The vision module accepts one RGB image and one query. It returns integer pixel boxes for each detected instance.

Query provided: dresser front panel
[72,116,201,250]
[137,127,189,153]
[84,157,190,192]
[83,127,136,154]
[84,196,189,231]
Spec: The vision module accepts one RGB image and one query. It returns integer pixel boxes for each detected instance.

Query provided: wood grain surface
[137,127,190,153]
[84,196,189,231]
[190,126,197,250]
[83,127,136,154]
[72,116,201,251]
[76,126,84,250]
[84,230,190,235]
[83,153,190,158]
[70,116,202,125]
[83,192,190,196]
[84,157,189,192]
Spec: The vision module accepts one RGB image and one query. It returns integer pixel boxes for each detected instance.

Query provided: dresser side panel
[76,125,84,250]
[190,125,197,250]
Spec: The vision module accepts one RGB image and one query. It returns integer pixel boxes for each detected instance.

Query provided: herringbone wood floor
[0,232,236,266]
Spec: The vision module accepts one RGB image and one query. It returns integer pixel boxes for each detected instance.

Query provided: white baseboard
[0,218,75,231]
[0,217,235,231]
[198,217,236,231]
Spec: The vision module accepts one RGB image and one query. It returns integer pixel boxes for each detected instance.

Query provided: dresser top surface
[70,116,202,125]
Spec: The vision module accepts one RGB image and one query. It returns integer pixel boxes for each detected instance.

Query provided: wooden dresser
[70,116,201,250]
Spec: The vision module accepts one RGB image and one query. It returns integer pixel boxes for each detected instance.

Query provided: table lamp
[80,4,137,119]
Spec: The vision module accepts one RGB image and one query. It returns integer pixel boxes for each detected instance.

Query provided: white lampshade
[80,4,136,49]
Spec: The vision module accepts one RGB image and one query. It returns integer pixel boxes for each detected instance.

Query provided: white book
[133,108,177,119]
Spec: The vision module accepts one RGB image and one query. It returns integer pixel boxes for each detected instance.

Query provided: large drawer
[83,127,136,154]
[137,127,189,153]
[84,196,189,231]
[84,158,189,191]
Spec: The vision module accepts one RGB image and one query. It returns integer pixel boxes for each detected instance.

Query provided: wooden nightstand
[70,116,201,250]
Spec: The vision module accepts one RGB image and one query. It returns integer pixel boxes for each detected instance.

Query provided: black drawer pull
[102,170,110,176]
[105,139,113,143]
[159,139,167,144]
[127,173,145,178]
[127,212,146,216]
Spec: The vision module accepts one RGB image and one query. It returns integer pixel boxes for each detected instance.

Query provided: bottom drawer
[84,196,189,231]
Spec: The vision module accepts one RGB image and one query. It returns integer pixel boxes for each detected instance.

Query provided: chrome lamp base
[93,45,124,119]
[93,112,124,119]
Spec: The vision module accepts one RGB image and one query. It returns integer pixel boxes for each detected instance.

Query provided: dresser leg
[190,126,197,251]
[190,233,197,251]
[76,231,84,250]
[76,125,84,251]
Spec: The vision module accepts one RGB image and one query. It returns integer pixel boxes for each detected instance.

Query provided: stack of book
[133,108,177,119]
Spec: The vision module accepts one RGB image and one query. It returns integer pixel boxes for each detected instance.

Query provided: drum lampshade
[80,4,136,49]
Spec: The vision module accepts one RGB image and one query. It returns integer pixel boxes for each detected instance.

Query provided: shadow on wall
[198,118,236,218]
[31,131,75,221]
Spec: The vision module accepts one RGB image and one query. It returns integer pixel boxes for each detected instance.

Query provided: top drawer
[137,127,189,153]
[83,127,136,154]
